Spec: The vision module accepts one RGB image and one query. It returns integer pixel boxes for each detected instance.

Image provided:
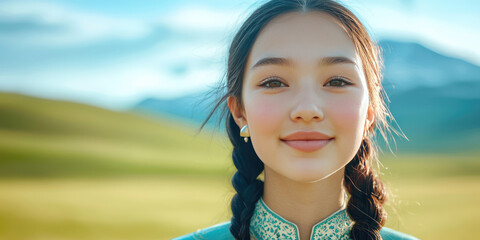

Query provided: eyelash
[258,76,353,88]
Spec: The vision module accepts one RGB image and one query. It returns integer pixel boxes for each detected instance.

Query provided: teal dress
[174,197,418,240]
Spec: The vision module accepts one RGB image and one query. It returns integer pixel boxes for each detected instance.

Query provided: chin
[282,159,349,183]
[284,169,335,183]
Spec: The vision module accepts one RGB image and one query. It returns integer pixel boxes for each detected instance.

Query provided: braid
[344,138,388,240]
[227,115,264,240]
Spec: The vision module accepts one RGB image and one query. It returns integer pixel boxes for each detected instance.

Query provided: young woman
[175,0,418,239]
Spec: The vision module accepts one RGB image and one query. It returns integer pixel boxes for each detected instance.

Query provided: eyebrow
[250,56,357,69]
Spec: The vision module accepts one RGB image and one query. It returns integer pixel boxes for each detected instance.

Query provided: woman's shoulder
[380,227,419,240]
[172,221,233,240]
[172,221,419,240]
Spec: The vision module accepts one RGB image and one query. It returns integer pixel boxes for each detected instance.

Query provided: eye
[259,77,287,88]
[325,76,353,88]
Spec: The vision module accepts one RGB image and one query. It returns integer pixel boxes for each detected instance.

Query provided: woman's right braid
[344,138,388,240]
[227,115,264,240]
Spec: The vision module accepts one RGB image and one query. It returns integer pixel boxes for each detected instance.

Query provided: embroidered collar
[249,197,353,240]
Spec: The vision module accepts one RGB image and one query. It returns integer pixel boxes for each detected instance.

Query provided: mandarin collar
[249,197,353,240]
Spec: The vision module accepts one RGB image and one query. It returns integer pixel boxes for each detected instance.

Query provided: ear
[227,96,247,128]
[365,105,375,131]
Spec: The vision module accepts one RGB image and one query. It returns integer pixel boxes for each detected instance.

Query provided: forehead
[246,11,360,68]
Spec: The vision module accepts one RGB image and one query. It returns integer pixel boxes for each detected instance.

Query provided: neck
[262,166,346,240]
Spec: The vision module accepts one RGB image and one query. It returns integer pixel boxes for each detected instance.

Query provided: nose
[290,88,324,122]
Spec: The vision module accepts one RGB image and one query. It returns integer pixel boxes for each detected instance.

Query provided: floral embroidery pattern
[250,197,353,240]
[249,198,299,240]
[311,209,353,240]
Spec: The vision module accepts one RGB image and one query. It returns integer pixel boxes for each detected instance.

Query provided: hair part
[197,0,399,239]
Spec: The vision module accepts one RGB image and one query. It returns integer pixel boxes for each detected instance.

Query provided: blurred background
[0,0,479,239]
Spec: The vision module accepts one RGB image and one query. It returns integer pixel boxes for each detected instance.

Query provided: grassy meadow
[0,91,479,240]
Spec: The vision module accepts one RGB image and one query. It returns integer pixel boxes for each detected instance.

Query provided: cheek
[244,95,284,139]
[243,94,285,166]
[326,92,367,137]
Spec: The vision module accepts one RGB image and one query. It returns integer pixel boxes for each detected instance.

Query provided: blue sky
[0,0,479,109]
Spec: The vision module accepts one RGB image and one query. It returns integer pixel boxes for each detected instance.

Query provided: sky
[0,0,479,110]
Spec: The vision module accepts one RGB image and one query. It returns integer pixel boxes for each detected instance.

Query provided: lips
[280,131,333,152]
[281,131,333,141]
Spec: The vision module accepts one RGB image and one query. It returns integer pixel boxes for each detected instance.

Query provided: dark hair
[197,0,398,239]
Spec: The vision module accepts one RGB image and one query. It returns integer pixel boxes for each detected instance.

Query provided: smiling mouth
[280,138,333,152]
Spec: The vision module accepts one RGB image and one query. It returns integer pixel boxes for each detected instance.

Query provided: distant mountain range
[132,39,480,153]
[379,40,480,90]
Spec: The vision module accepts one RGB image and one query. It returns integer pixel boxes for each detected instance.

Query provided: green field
[0,92,479,239]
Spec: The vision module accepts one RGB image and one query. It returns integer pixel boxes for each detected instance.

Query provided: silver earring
[240,124,250,143]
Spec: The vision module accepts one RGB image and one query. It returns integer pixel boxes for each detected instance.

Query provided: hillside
[0,92,233,177]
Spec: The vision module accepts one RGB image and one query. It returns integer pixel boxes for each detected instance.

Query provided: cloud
[158,6,245,33]
[0,1,232,70]
[0,1,230,110]
[0,1,152,46]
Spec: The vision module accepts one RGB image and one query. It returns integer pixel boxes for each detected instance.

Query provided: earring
[240,124,250,143]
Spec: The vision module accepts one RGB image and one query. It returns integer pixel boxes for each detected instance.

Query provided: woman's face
[228,12,374,183]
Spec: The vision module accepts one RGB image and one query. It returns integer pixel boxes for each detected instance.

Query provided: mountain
[382,81,480,153]
[378,40,480,152]
[133,91,217,127]
[133,90,227,132]
[379,40,480,90]
[133,39,480,153]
